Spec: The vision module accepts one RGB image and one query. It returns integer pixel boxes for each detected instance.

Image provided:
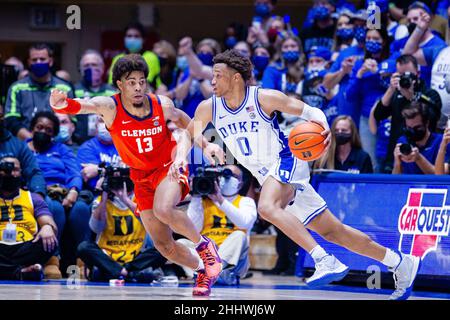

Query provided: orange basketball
[288,122,326,161]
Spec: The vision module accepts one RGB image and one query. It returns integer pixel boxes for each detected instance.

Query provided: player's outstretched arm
[49,89,117,123]
[258,88,330,145]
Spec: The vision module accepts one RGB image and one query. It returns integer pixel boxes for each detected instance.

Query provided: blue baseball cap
[307,46,332,61]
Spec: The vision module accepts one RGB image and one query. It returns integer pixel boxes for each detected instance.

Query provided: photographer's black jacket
[373,81,442,172]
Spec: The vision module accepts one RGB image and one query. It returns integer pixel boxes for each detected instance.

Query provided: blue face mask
[336,28,355,41]
[282,50,300,63]
[366,40,383,54]
[124,37,143,53]
[252,55,270,72]
[197,53,214,66]
[225,36,238,49]
[354,26,367,43]
[30,62,50,78]
[255,3,270,17]
[177,56,189,71]
[313,6,330,21]
[54,125,71,143]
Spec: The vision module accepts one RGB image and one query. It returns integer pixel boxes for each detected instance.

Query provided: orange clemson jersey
[108,93,177,171]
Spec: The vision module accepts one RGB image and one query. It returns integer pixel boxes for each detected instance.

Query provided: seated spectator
[262,35,304,94]
[78,175,165,282]
[74,50,116,143]
[4,43,74,141]
[347,27,393,171]
[374,54,442,173]
[4,56,25,78]
[0,156,57,281]
[314,115,374,173]
[153,40,178,96]
[55,113,80,154]
[26,111,91,274]
[233,41,252,58]
[393,101,441,174]
[177,165,257,285]
[108,22,161,90]
[0,104,47,197]
[55,70,72,83]
[435,125,450,174]
[300,0,337,53]
[77,116,121,192]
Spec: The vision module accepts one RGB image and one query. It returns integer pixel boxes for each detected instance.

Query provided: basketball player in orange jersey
[49,54,222,296]
[175,49,421,300]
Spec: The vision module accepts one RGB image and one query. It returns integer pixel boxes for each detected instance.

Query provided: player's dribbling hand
[310,120,331,147]
[50,89,68,109]
[169,158,188,181]
[203,142,225,166]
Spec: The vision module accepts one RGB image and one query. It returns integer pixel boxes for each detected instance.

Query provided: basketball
[288,122,326,161]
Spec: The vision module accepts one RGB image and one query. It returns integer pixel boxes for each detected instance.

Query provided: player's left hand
[203,142,225,165]
[169,157,188,181]
[310,120,331,147]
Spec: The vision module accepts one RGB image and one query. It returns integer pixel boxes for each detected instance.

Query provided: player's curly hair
[112,54,149,88]
[213,49,253,82]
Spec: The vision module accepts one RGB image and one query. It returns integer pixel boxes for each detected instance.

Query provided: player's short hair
[213,49,253,82]
[112,54,149,88]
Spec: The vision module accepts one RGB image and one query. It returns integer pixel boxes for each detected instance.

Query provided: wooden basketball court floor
[0,272,449,300]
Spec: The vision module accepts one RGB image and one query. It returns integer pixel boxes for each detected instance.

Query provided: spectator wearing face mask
[77,116,121,192]
[323,10,367,122]
[251,45,271,85]
[172,38,219,118]
[253,0,278,30]
[26,112,91,276]
[346,28,393,170]
[54,113,80,154]
[300,0,337,53]
[262,35,304,94]
[74,50,116,143]
[107,22,161,90]
[314,115,373,173]
[153,40,178,96]
[4,43,74,141]
[331,11,355,61]
[393,101,442,174]
[303,0,356,29]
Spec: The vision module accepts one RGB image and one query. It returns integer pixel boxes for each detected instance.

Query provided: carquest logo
[398,188,450,259]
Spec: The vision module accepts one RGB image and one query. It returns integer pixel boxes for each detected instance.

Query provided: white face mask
[219,176,241,197]
[97,123,112,143]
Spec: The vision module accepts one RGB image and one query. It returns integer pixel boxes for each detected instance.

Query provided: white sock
[381,248,401,268]
[309,245,328,263]
[194,257,204,271]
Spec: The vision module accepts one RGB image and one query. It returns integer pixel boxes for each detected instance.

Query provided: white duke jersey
[212,86,310,188]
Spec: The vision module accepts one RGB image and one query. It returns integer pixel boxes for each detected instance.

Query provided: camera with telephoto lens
[399,72,418,89]
[399,143,413,156]
[191,166,233,196]
[98,162,131,193]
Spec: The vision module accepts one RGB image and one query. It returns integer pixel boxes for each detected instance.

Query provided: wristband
[51,98,81,114]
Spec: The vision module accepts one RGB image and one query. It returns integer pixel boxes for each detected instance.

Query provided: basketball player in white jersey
[171,49,421,300]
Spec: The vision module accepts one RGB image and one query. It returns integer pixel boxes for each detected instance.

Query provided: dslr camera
[399,72,418,89]
[191,166,233,196]
[98,162,131,193]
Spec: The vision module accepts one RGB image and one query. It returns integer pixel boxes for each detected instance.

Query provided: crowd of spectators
[0,0,450,282]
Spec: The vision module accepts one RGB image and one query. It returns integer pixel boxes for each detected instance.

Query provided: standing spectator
[374,54,442,173]
[251,45,271,86]
[300,0,337,53]
[0,104,46,197]
[253,0,278,30]
[4,43,74,141]
[107,22,161,90]
[262,35,304,94]
[177,165,257,285]
[0,157,58,281]
[314,115,374,173]
[403,10,450,129]
[346,28,392,170]
[153,40,178,96]
[77,116,121,192]
[393,101,441,174]
[26,112,90,273]
[435,125,450,174]
[331,11,355,61]
[74,50,116,143]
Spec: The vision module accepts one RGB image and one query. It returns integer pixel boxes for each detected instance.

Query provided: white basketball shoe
[306,254,349,287]
[389,252,421,300]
